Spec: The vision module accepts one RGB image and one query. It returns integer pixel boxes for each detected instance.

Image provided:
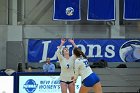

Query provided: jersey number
[83,61,89,68]
[67,64,70,69]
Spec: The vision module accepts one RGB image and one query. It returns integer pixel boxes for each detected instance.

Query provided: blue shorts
[82,73,100,87]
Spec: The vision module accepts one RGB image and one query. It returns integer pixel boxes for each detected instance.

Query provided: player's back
[75,58,93,81]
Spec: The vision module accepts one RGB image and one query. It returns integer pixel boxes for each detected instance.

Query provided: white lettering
[94,45,103,57]
[23,85,37,88]
[105,45,115,58]
[39,41,116,61]
[39,41,51,62]
[87,45,94,57]
[87,45,103,57]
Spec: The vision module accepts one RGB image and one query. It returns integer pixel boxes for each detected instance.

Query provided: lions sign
[28,39,140,62]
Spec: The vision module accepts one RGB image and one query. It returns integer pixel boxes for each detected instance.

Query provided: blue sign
[53,0,81,20]
[87,0,115,21]
[23,79,38,93]
[124,0,140,20]
[28,39,140,62]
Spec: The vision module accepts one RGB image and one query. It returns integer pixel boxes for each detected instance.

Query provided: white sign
[0,76,14,93]
[19,76,81,93]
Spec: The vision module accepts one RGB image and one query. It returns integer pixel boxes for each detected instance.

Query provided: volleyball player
[56,38,77,93]
[72,47,102,93]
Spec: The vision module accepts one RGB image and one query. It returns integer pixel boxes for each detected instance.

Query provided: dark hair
[73,47,87,59]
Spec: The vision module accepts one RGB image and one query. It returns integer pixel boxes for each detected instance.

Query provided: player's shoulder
[75,58,80,62]
[75,58,85,63]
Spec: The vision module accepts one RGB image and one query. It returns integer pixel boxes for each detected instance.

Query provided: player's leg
[79,85,89,93]
[93,82,102,93]
[60,81,68,93]
[68,82,75,93]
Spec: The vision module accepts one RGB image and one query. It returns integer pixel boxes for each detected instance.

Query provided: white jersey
[74,57,93,81]
[56,48,75,81]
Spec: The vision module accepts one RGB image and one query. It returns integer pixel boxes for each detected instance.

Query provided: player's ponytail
[80,51,87,59]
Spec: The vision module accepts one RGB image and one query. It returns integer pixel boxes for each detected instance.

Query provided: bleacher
[91,68,140,93]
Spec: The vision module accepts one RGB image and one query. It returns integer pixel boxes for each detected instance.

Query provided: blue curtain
[53,0,81,21]
[124,0,140,20]
[87,0,115,21]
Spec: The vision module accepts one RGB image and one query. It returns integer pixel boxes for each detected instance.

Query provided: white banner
[0,76,14,93]
[19,76,81,93]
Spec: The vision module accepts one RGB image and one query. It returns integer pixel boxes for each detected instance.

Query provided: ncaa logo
[66,7,74,16]
[119,40,140,62]
[23,79,38,93]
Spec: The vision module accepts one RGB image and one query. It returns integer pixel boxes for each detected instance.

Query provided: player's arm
[56,38,66,62]
[72,60,80,82]
[68,38,77,48]
[69,38,77,60]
